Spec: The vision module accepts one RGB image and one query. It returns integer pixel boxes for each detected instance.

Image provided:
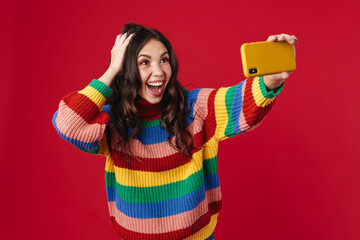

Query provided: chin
[145,96,163,104]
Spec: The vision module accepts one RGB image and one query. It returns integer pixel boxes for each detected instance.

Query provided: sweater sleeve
[211,76,284,141]
[52,79,113,156]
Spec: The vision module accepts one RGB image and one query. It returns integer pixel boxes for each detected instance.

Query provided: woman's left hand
[262,33,298,90]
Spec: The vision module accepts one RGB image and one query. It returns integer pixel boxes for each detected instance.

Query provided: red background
[2,0,360,239]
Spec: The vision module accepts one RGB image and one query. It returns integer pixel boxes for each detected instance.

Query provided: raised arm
[213,75,284,141]
[52,80,113,155]
[200,34,298,141]
[52,33,134,155]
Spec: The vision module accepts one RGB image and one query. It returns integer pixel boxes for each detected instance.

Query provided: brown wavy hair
[105,23,193,159]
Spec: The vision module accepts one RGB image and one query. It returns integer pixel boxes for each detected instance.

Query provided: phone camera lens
[249,68,258,74]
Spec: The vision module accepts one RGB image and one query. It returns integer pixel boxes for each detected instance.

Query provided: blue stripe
[102,105,121,133]
[232,81,245,134]
[102,105,112,120]
[131,125,169,145]
[205,232,215,240]
[185,88,201,125]
[107,104,171,145]
[52,110,100,152]
[106,172,220,218]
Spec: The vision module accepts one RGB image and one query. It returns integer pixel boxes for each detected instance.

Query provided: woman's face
[137,39,172,104]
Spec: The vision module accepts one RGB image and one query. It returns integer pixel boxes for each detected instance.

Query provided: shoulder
[183,87,216,121]
[183,87,216,105]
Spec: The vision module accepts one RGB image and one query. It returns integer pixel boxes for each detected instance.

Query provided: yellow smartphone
[240,41,296,78]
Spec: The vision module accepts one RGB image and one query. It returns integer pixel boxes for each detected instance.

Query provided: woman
[52,23,298,240]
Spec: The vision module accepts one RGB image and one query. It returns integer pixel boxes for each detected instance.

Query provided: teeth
[147,82,163,87]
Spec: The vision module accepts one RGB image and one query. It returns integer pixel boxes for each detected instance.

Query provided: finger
[278,34,286,41]
[267,35,277,41]
[292,35,298,43]
[119,33,127,44]
[123,33,135,46]
[283,34,296,44]
[278,34,298,44]
[115,34,121,45]
[126,33,135,40]
[269,72,289,80]
[280,72,290,79]
[286,36,295,44]
[115,34,126,46]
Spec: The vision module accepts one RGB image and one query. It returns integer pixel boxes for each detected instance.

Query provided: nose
[151,62,164,77]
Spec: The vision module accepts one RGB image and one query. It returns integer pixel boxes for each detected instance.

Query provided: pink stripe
[107,187,222,234]
[109,124,178,158]
[56,100,107,142]
[192,88,212,121]
[239,80,251,132]
[238,80,262,132]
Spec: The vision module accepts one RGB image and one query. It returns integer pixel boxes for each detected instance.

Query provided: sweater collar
[136,97,161,121]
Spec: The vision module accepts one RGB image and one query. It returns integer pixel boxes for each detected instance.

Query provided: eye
[139,60,149,65]
[160,57,169,63]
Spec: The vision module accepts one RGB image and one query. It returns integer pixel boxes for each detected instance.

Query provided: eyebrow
[138,51,169,59]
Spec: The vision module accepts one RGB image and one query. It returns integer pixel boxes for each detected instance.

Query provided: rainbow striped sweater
[52,76,283,239]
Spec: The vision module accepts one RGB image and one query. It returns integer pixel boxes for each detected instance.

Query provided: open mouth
[146,80,165,96]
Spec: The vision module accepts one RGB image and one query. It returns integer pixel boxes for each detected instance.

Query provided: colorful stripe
[107,188,221,234]
[52,110,100,153]
[231,81,245,134]
[108,181,219,218]
[107,138,218,187]
[54,103,108,142]
[110,210,219,240]
[105,159,219,203]
[52,77,283,238]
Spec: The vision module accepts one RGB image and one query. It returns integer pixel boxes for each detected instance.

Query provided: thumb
[269,72,288,81]
[280,72,289,80]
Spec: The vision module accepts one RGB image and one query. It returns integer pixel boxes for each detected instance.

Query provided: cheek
[166,66,172,79]
[138,68,149,85]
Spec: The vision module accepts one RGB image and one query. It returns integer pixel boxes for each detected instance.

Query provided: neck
[136,97,161,121]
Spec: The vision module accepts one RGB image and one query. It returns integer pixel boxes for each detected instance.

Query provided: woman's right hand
[98,33,135,86]
[109,33,135,73]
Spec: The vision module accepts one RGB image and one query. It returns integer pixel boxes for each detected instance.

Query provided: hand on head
[109,33,135,74]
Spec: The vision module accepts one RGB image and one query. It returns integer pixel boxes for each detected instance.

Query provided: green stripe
[182,87,190,97]
[258,76,284,99]
[203,156,218,175]
[89,79,113,99]
[105,156,218,203]
[140,119,162,129]
[81,147,99,154]
[224,85,237,138]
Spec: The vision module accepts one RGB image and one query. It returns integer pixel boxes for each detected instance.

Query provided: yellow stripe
[105,155,115,173]
[184,213,218,240]
[105,137,219,187]
[78,86,106,110]
[98,136,110,156]
[214,87,230,140]
[252,77,276,107]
